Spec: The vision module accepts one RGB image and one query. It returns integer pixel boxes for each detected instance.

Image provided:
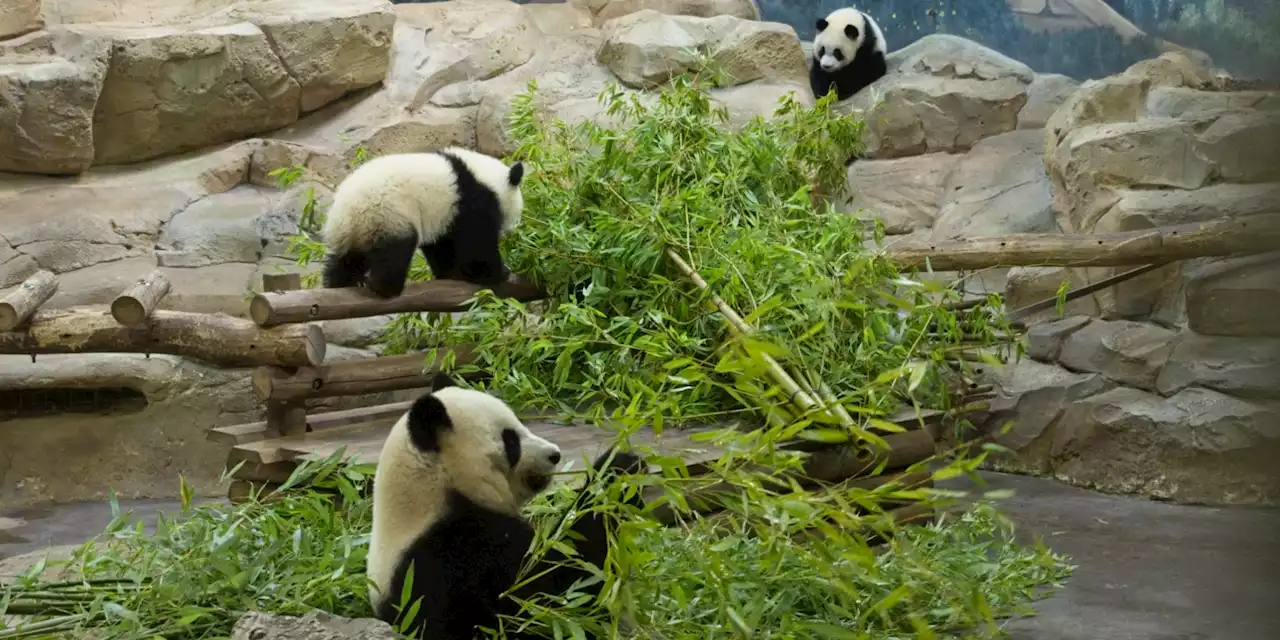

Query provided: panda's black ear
[431,371,458,391]
[844,24,860,39]
[816,18,828,32]
[508,161,524,188]
[406,391,452,452]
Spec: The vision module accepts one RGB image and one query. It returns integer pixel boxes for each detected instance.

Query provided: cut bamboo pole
[248,274,545,326]
[110,270,171,327]
[0,270,58,331]
[884,214,1280,271]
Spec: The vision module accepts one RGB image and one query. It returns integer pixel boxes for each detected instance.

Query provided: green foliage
[1,64,1072,640]
[0,454,1072,640]
[0,456,375,639]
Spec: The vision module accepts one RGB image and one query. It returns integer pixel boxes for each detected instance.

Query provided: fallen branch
[884,214,1280,271]
[248,274,546,326]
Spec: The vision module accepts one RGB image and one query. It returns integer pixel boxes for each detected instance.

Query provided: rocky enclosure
[1,0,1277,506]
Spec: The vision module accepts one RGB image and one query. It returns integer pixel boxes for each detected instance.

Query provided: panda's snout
[547,450,561,466]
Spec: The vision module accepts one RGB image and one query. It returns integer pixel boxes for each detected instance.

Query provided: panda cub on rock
[809,7,888,102]
[321,147,526,298]
[367,371,645,640]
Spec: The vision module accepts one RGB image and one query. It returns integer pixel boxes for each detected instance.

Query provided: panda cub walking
[367,371,645,639]
[809,7,888,102]
[321,147,526,298]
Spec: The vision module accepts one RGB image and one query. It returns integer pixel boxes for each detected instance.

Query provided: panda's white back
[321,153,460,254]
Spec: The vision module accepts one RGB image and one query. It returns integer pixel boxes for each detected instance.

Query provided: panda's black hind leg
[365,233,419,298]
[322,250,367,290]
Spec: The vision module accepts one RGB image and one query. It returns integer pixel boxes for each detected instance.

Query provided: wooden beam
[884,214,1280,271]
[208,400,416,445]
[251,348,474,402]
[248,273,546,326]
[110,270,171,327]
[0,270,57,331]
[0,308,326,367]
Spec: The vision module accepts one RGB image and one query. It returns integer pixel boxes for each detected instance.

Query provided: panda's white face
[433,386,562,506]
[814,8,867,72]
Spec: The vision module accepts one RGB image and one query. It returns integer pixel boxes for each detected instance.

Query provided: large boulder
[837,36,1034,159]
[580,0,760,26]
[212,0,396,114]
[1056,318,1178,392]
[930,129,1055,240]
[0,0,42,39]
[1184,252,1280,338]
[0,30,110,174]
[0,0,394,173]
[1044,50,1280,234]
[840,152,956,235]
[1018,72,1079,129]
[386,0,542,110]
[1157,333,1280,401]
[1050,386,1280,505]
[596,10,806,90]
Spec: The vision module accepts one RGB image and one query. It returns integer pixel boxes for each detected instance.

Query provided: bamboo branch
[665,248,820,416]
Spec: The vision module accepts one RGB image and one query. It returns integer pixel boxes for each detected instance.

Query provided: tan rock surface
[931,129,1055,240]
[840,152,955,235]
[586,0,760,26]
[597,10,805,90]
[0,0,42,39]
[0,30,109,174]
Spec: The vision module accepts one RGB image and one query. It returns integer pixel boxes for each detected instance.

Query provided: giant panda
[321,147,526,298]
[367,371,646,640]
[809,7,888,103]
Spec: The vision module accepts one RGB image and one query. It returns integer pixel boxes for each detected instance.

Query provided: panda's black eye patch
[834,49,845,61]
[501,428,521,469]
[818,47,825,57]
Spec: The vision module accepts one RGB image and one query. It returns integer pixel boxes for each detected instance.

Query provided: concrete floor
[3,472,1279,639]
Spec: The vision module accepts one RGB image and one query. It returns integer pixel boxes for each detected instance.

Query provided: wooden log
[248,274,545,326]
[0,270,58,332]
[804,427,936,481]
[0,308,326,367]
[884,214,1280,271]
[110,270,171,327]
[251,348,474,402]
[267,399,308,437]
[261,274,310,437]
[208,400,416,445]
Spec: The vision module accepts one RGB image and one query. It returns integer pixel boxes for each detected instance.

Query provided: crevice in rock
[0,386,149,419]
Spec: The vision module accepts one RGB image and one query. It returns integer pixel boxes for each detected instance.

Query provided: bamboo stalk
[665,248,821,416]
